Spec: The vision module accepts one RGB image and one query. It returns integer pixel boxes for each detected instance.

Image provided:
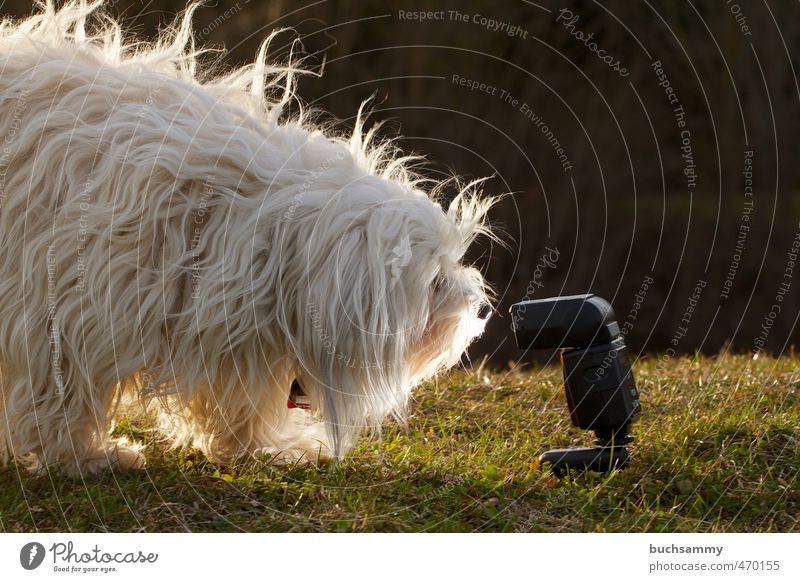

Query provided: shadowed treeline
[2,0,799,365]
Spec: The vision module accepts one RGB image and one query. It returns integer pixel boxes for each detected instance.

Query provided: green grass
[1,353,798,532]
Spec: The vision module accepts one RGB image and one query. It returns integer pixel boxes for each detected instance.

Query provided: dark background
[4,0,800,366]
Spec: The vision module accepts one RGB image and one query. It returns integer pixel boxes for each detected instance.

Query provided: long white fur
[0,1,494,477]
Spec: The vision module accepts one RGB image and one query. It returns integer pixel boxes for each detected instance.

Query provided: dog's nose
[477,302,492,320]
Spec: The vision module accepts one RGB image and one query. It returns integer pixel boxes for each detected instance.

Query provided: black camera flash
[510,294,641,476]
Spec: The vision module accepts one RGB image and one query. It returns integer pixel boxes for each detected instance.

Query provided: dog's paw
[256,442,332,466]
[110,437,147,471]
[254,422,333,466]
[252,414,333,466]
[58,438,146,478]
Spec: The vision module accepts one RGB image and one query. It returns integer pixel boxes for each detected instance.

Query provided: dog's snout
[477,302,492,320]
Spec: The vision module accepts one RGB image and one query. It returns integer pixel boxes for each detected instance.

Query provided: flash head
[510,294,619,349]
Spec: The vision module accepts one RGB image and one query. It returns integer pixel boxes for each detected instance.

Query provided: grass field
[1,353,798,532]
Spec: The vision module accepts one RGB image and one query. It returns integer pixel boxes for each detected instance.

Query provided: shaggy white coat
[0,1,494,477]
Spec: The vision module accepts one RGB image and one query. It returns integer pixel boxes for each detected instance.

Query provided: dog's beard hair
[0,1,495,473]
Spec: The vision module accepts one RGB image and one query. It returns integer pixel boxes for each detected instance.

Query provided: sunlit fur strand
[0,1,495,475]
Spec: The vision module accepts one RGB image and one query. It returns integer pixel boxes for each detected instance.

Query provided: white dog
[0,1,494,477]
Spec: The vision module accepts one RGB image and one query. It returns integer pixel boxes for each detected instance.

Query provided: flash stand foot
[539,444,630,476]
